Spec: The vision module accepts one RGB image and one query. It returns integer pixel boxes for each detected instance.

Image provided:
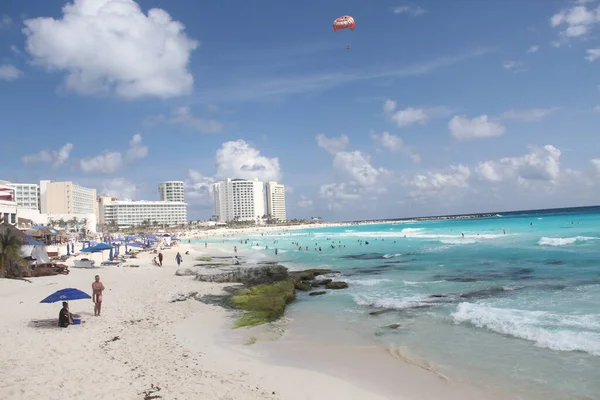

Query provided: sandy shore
[0,243,516,400]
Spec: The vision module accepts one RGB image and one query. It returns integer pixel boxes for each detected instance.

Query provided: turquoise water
[202,207,600,399]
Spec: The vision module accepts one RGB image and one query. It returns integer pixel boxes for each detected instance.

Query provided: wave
[538,236,600,246]
[452,303,600,356]
[341,278,391,287]
[439,239,478,245]
[313,227,504,241]
[354,294,436,310]
[403,280,444,286]
[495,214,503,217]
[383,253,402,258]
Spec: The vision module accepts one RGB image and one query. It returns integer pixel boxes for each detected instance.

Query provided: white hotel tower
[213,178,266,223]
[159,181,185,202]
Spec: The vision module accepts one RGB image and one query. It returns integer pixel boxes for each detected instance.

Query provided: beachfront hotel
[0,183,17,225]
[213,178,266,223]
[266,181,287,222]
[0,181,40,211]
[159,181,185,202]
[40,180,97,215]
[102,199,187,228]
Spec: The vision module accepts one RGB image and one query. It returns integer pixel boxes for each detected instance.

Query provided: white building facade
[213,178,265,223]
[0,181,40,211]
[0,184,17,225]
[103,200,187,227]
[40,180,96,214]
[265,181,286,222]
[159,181,185,202]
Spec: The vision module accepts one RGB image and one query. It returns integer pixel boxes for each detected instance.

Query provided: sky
[1,0,600,221]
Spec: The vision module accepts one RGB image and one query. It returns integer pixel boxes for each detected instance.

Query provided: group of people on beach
[59,274,105,328]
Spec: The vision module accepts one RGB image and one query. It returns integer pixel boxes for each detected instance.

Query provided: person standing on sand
[176,252,182,266]
[158,252,163,266]
[92,275,105,317]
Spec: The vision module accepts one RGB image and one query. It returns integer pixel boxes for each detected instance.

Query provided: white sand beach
[0,242,514,400]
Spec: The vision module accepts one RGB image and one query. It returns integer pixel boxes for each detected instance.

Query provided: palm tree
[0,223,27,276]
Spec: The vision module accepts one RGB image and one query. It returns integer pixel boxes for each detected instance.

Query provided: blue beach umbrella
[40,288,91,303]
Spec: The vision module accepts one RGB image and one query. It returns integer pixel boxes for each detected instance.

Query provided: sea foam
[452,303,600,356]
[538,236,599,246]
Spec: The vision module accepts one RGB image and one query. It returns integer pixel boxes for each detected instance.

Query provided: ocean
[202,206,600,399]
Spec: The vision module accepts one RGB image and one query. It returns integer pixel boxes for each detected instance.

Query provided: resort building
[0,183,17,225]
[159,181,185,202]
[265,181,287,222]
[96,195,117,225]
[103,199,187,228]
[0,181,40,211]
[40,180,96,215]
[213,178,265,223]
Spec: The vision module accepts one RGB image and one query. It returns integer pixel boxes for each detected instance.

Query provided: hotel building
[213,178,265,223]
[40,180,96,215]
[103,199,187,228]
[0,183,17,225]
[0,181,40,211]
[265,181,286,222]
[159,181,185,202]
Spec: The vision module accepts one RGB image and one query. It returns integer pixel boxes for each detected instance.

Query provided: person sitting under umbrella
[58,301,74,328]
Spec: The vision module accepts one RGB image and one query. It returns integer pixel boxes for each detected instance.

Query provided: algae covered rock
[311,279,333,287]
[230,280,296,328]
[309,291,327,296]
[195,264,289,285]
[289,269,335,281]
[294,281,312,291]
[326,281,349,289]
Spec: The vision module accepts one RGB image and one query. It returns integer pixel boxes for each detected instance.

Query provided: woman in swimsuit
[92,275,105,316]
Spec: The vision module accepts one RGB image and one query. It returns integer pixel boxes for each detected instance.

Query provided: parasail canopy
[333,15,355,31]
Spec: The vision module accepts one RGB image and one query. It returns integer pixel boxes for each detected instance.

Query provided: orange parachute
[333,15,355,31]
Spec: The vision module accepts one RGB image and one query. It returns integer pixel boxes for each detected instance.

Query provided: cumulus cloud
[476,145,562,183]
[585,48,600,61]
[333,151,388,187]
[23,0,198,99]
[21,143,74,168]
[316,133,349,155]
[214,140,281,182]
[319,182,363,211]
[145,106,223,133]
[527,45,539,53]
[449,115,505,140]
[101,177,138,199]
[591,159,600,174]
[383,99,427,127]
[297,195,313,209]
[550,3,600,38]
[392,5,427,16]
[185,169,215,207]
[406,165,471,198]
[370,131,421,163]
[80,134,147,174]
[0,64,23,81]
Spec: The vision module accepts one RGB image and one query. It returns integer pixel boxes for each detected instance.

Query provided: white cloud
[21,143,74,168]
[333,151,388,187]
[126,134,148,160]
[448,115,505,140]
[297,195,313,209]
[0,64,23,81]
[319,182,363,211]
[146,106,224,133]
[526,45,539,53]
[370,131,421,163]
[80,152,123,174]
[499,107,558,122]
[476,145,562,183]
[591,159,600,174]
[550,4,600,38]
[585,48,600,61]
[383,99,428,127]
[406,165,471,198]
[316,133,350,155]
[185,169,215,207]
[23,0,198,99]
[101,178,138,199]
[214,140,281,182]
[503,60,524,71]
[392,5,427,16]
[79,134,147,174]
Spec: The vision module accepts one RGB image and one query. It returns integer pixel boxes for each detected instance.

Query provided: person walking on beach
[176,252,183,266]
[158,252,163,266]
[234,245,237,254]
[92,275,105,317]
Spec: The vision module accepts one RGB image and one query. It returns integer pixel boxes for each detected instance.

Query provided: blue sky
[1,0,599,221]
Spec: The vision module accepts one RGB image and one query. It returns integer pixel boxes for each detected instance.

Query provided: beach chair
[101,261,121,267]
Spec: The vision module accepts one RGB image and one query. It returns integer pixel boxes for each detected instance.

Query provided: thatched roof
[0,222,30,241]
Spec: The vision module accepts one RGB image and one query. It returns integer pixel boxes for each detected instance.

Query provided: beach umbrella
[40,288,91,303]
[109,246,113,260]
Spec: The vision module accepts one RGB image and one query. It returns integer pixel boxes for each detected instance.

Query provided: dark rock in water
[441,276,482,283]
[309,291,327,296]
[545,260,565,265]
[341,253,383,260]
[195,264,289,285]
[294,281,311,291]
[460,287,519,300]
[311,279,332,287]
[429,294,445,298]
[289,269,336,281]
[369,309,395,316]
[326,281,348,289]
[385,324,401,329]
[354,269,383,275]
[534,283,568,291]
